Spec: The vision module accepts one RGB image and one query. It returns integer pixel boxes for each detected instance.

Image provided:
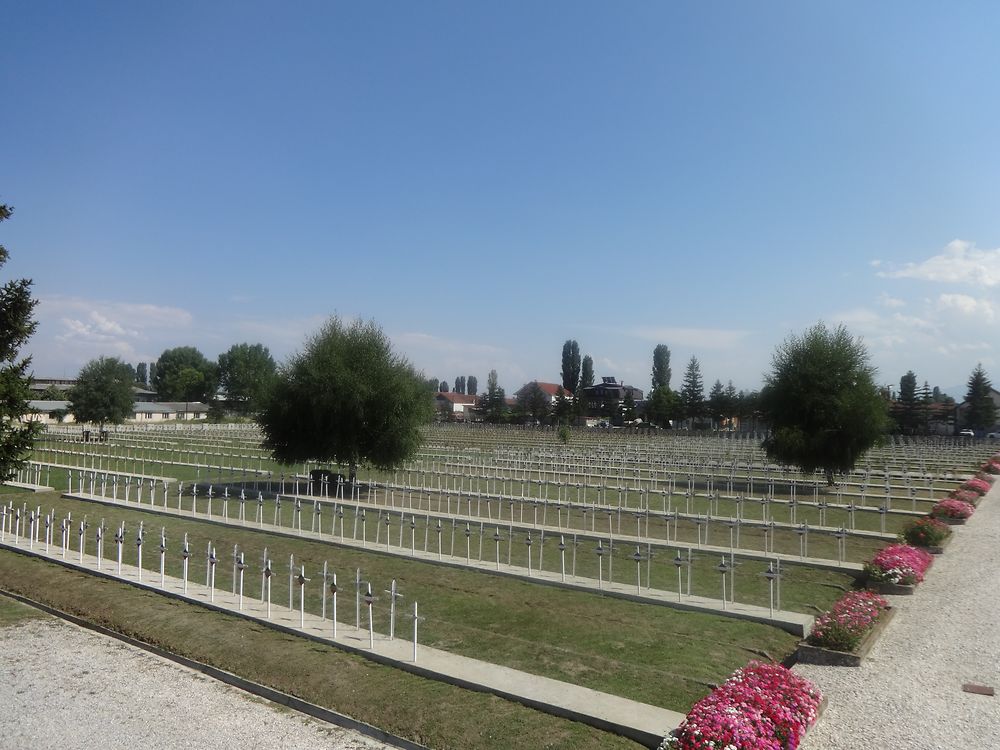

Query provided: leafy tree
[652,344,671,391]
[135,362,148,386]
[424,377,439,392]
[148,361,157,389]
[517,382,550,424]
[439,381,449,393]
[68,357,136,429]
[258,318,432,478]
[760,322,888,484]
[561,340,581,394]
[467,375,478,396]
[679,356,705,423]
[707,379,727,427]
[645,386,680,427]
[552,386,572,424]
[0,204,42,480]
[218,343,277,414]
[479,369,506,423]
[153,347,217,402]
[964,363,997,431]
[454,376,465,395]
[580,355,594,389]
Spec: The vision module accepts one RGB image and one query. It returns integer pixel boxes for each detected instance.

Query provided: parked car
[959,429,975,437]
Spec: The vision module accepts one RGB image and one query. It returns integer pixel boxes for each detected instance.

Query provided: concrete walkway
[795,480,1000,748]
[0,534,684,748]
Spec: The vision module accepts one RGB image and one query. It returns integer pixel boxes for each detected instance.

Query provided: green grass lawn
[0,592,47,627]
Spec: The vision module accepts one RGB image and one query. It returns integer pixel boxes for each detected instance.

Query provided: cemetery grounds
[0,423,986,750]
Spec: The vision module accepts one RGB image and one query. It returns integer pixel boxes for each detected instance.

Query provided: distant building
[579,377,644,422]
[513,381,573,405]
[434,392,479,421]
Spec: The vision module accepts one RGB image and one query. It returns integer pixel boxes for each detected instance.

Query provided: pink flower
[865,543,932,585]
[930,498,976,519]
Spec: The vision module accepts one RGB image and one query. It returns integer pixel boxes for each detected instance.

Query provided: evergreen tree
[467,375,478,396]
[0,204,41,480]
[553,386,572,424]
[580,355,594,388]
[480,369,506,423]
[898,370,918,433]
[439,381,448,393]
[561,340,581,394]
[621,390,636,422]
[651,344,671,391]
[454,376,465,395]
[918,380,933,433]
[680,356,705,423]
[964,364,997,431]
[135,362,148,386]
[707,379,726,428]
[148,362,157,392]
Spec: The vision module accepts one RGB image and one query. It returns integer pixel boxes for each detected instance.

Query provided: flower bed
[663,661,822,750]
[983,458,1000,475]
[900,516,952,552]
[950,488,982,506]
[962,476,991,496]
[864,543,933,593]
[930,498,976,524]
[798,591,892,667]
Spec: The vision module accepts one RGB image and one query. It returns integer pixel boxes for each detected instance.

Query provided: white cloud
[937,293,996,322]
[625,326,751,349]
[877,292,905,309]
[879,239,1000,287]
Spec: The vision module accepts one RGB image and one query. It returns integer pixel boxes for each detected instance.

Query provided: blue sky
[4,2,1000,397]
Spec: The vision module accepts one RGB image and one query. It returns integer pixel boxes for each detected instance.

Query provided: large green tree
[517,382,550,425]
[467,375,478,396]
[217,342,276,414]
[479,369,507,423]
[580,355,594,389]
[153,346,217,402]
[651,344,671,391]
[0,204,41,481]
[68,357,136,428]
[897,370,918,434]
[645,386,680,427]
[257,318,432,477]
[679,356,705,423]
[561,340,581,394]
[963,363,997,431]
[761,322,888,483]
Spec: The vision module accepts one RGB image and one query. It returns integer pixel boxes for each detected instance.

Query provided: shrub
[864,543,933,585]
[900,516,951,548]
[983,458,1000,475]
[664,661,822,750]
[930,498,976,520]
[807,590,889,652]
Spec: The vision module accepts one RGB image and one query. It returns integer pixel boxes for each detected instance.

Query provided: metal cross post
[384,578,404,640]
[558,535,567,582]
[181,534,190,593]
[631,546,644,594]
[207,544,218,601]
[525,532,533,576]
[297,565,310,628]
[158,528,167,589]
[595,540,605,590]
[134,522,144,581]
[329,573,338,637]
[493,528,503,570]
[262,557,273,618]
[672,551,687,601]
[236,552,248,610]
[364,582,378,649]
[94,520,105,570]
[78,518,87,563]
[715,556,730,610]
[406,601,425,662]
[762,563,780,617]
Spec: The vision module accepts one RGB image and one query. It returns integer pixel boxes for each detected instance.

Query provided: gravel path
[0,616,392,750]
[796,480,1000,749]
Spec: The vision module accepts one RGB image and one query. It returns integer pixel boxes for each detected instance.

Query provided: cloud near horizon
[878,240,1000,287]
